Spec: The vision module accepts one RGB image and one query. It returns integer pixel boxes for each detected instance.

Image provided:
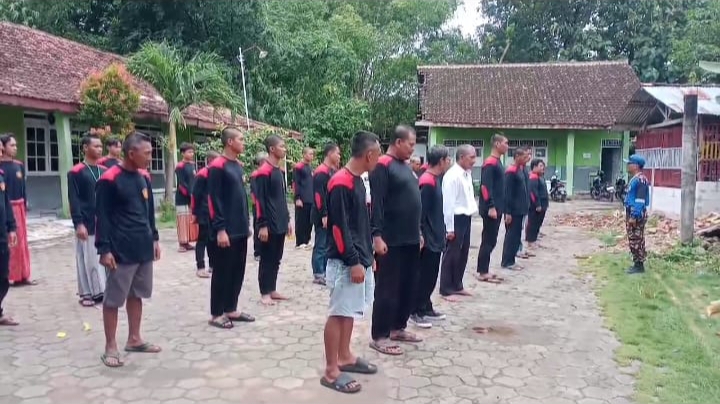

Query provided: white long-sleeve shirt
[441,163,478,232]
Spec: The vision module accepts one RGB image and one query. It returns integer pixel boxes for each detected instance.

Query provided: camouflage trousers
[625,213,647,263]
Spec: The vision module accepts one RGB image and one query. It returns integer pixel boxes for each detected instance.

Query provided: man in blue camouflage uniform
[623,154,650,274]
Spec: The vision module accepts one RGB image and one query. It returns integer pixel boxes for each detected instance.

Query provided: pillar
[621,130,631,178]
[56,113,73,218]
[428,126,438,147]
[566,131,575,196]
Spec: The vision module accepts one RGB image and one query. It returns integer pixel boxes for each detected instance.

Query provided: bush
[78,63,141,138]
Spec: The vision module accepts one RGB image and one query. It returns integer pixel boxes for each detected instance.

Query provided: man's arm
[5,184,16,233]
[369,165,389,237]
[293,165,302,202]
[315,173,330,218]
[94,179,113,254]
[328,186,360,266]
[207,166,227,232]
[480,164,496,209]
[253,173,271,229]
[529,177,539,211]
[441,172,457,232]
[67,171,84,229]
[420,183,434,240]
[146,176,159,241]
[176,165,190,198]
[504,171,517,215]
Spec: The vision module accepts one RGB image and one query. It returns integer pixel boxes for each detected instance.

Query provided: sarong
[75,235,106,300]
[176,205,198,244]
[8,200,31,283]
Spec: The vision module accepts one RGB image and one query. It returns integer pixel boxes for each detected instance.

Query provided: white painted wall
[649,182,720,218]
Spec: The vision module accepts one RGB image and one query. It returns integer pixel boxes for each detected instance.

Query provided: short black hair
[255,151,268,165]
[105,136,122,148]
[81,133,101,148]
[221,127,241,146]
[0,133,16,147]
[530,158,545,169]
[426,145,449,166]
[264,134,283,152]
[351,131,380,158]
[391,125,415,144]
[322,142,339,158]
[206,150,220,161]
[122,132,151,155]
[179,142,194,153]
[491,133,506,146]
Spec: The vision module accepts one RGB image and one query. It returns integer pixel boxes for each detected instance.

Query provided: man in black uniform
[476,134,509,283]
[252,135,293,305]
[293,147,315,249]
[0,139,17,326]
[98,136,122,168]
[191,151,220,278]
[96,132,161,367]
[321,131,380,394]
[175,142,197,252]
[206,128,254,328]
[525,159,548,249]
[369,125,422,356]
[311,143,341,285]
[501,147,530,270]
[251,152,268,261]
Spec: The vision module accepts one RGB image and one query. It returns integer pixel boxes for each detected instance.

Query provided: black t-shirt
[207,157,250,239]
[479,155,505,216]
[175,161,196,206]
[504,164,530,216]
[0,160,26,203]
[191,166,210,224]
[312,163,334,224]
[326,168,373,267]
[95,165,159,264]
[529,172,549,210]
[98,156,121,169]
[251,162,290,235]
[68,162,106,235]
[293,161,314,204]
[419,171,445,253]
[0,170,17,244]
[369,155,421,247]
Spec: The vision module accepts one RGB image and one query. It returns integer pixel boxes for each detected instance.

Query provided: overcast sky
[448,0,483,38]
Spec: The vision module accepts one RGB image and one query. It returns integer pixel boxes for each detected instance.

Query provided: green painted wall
[0,105,26,160]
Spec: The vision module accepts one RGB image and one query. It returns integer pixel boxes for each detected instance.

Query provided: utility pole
[680,92,698,244]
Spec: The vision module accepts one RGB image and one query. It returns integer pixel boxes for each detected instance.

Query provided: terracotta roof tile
[417,61,641,129]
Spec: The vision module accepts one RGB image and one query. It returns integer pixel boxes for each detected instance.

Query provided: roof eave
[416,120,614,131]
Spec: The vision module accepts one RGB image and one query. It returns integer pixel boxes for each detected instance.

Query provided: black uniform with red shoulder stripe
[95,165,159,265]
[175,161,196,206]
[0,169,17,245]
[478,155,505,216]
[326,168,373,267]
[251,162,289,235]
[292,161,313,205]
[0,160,26,203]
[418,171,444,253]
[98,156,121,169]
[191,166,210,224]
[206,157,250,239]
[67,162,106,235]
[312,163,334,226]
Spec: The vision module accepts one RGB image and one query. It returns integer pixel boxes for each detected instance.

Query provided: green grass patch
[156,200,176,229]
[597,230,622,247]
[585,245,720,404]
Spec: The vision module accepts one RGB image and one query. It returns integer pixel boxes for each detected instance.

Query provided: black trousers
[372,244,420,340]
[477,214,502,274]
[413,249,441,316]
[439,215,472,296]
[259,233,286,295]
[294,204,313,246]
[252,210,260,258]
[501,215,525,267]
[210,236,248,317]
[195,223,215,270]
[0,247,8,318]
[525,209,546,243]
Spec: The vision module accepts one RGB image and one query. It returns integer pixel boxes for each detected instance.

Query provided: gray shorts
[326,259,374,319]
[103,261,153,308]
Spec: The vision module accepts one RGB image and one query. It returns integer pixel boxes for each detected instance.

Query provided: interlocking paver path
[0,202,636,404]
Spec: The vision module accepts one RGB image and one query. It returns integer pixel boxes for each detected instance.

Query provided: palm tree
[128,41,242,203]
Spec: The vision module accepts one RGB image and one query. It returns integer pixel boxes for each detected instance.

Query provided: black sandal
[320,373,361,394]
[226,312,255,322]
[208,317,234,329]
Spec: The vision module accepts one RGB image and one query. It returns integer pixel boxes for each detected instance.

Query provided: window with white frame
[442,139,484,166]
[507,139,548,163]
[135,125,164,173]
[24,114,59,174]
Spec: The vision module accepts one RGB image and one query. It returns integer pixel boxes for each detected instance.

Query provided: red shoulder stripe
[418,172,436,188]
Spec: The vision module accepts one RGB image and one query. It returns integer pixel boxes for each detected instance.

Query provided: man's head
[491,133,509,155]
[264,134,286,160]
[179,142,195,161]
[82,133,103,161]
[255,151,268,166]
[322,142,341,168]
[106,136,122,157]
[302,147,315,163]
[455,144,477,170]
[221,127,244,155]
[530,158,545,175]
[522,147,532,165]
[206,150,220,166]
[426,145,451,174]
[0,133,17,158]
[512,146,528,165]
[409,156,422,172]
[625,154,645,175]
[389,125,416,160]
[351,131,381,172]
[122,132,153,170]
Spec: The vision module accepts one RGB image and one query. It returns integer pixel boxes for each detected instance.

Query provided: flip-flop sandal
[79,299,96,307]
[124,342,162,353]
[0,316,19,326]
[208,317,234,329]
[339,358,378,374]
[369,341,404,356]
[101,353,124,368]
[390,332,423,343]
[492,274,506,281]
[226,312,255,322]
[320,373,361,394]
[472,326,490,334]
[478,276,502,284]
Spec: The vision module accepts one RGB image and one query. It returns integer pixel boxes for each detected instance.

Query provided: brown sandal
[369,340,403,355]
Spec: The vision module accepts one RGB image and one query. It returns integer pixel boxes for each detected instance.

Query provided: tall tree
[672,0,720,83]
[127,42,242,203]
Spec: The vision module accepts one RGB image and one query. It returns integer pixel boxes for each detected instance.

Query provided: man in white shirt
[439,144,477,301]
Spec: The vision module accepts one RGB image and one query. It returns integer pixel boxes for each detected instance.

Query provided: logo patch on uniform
[0,183,5,192]
[142,188,149,200]
[16,171,22,179]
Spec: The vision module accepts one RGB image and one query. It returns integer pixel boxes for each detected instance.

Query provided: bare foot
[472,326,490,334]
[260,295,276,305]
[454,289,473,297]
[442,295,461,302]
[270,291,289,301]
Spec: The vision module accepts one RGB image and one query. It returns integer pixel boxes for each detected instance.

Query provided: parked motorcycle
[550,174,567,203]
[614,176,627,202]
[590,170,614,202]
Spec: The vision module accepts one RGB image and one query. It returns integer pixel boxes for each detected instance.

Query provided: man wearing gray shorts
[320,130,381,394]
[95,133,161,368]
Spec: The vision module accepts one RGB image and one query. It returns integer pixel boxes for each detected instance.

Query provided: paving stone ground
[0,201,637,404]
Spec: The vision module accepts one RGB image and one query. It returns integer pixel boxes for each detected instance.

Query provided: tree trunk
[164,120,178,204]
[680,93,698,244]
